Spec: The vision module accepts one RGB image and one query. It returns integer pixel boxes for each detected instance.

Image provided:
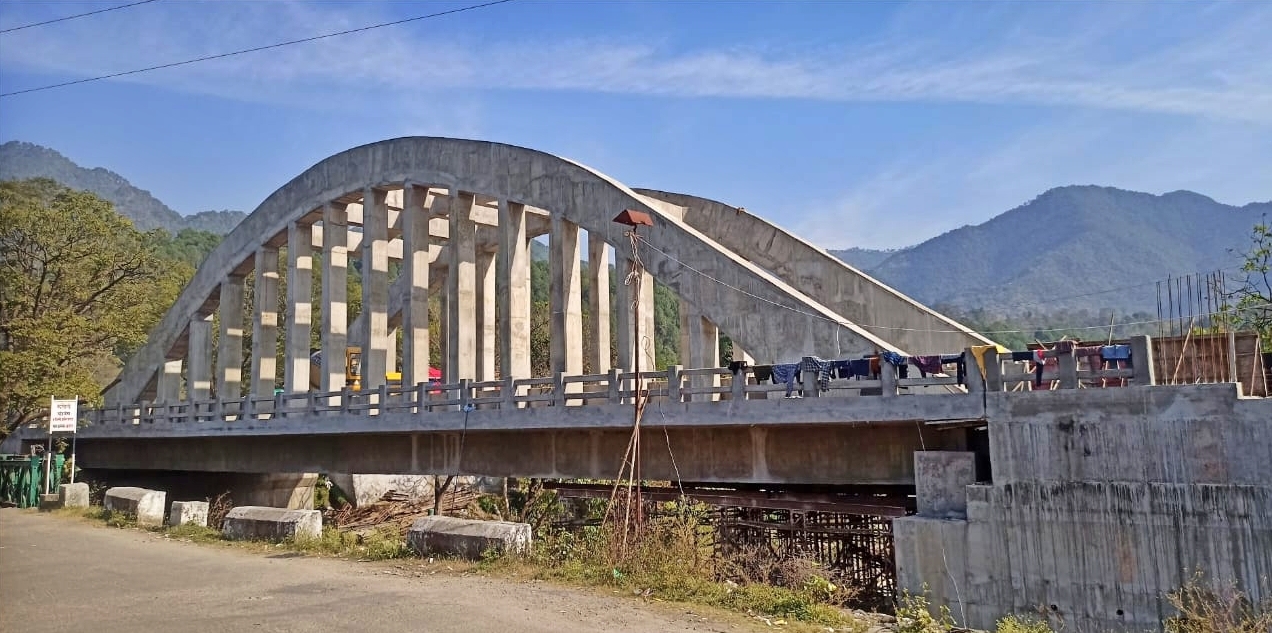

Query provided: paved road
[0,509,741,633]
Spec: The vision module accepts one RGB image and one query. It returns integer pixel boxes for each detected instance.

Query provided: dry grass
[1165,574,1272,633]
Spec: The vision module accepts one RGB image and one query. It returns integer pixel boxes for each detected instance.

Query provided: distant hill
[848,186,1270,316]
[0,141,245,234]
[828,246,904,271]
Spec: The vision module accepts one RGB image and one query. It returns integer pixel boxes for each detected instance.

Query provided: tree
[1224,216,1272,350]
[0,179,184,433]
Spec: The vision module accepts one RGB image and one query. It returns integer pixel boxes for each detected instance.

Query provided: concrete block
[104,487,167,527]
[168,501,209,527]
[38,493,61,511]
[408,516,531,559]
[59,482,90,508]
[915,451,976,518]
[222,506,321,541]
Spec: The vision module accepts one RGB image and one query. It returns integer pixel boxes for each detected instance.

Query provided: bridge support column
[217,276,245,399]
[361,186,391,391]
[285,222,313,393]
[498,200,531,381]
[252,247,280,397]
[401,185,430,389]
[321,203,348,393]
[550,213,583,382]
[476,245,497,382]
[447,190,477,382]
[587,233,610,374]
[157,359,183,404]
[680,302,720,401]
[187,314,213,402]
[616,266,654,377]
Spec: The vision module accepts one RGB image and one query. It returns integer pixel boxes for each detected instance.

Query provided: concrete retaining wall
[104,487,166,527]
[407,516,530,559]
[222,506,321,541]
[896,384,1272,632]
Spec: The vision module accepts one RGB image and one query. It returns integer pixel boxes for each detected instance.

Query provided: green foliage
[0,178,186,432]
[1221,217,1272,351]
[152,228,222,272]
[995,614,1055,633]
[895,590,955,633]
[289,526,412,561]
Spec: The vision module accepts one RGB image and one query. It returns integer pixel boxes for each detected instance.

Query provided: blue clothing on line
[771,363,801,396]
[1101,345,1131,361]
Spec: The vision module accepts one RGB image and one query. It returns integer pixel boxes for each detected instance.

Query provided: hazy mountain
[848,186,1270,316]
[828,246,904,271]
[0,141,245,234]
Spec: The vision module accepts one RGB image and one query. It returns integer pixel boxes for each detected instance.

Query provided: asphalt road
[0,509,742,633]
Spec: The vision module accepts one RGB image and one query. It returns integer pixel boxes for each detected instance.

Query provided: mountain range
[0,141,245,234]
[831,186,1269,316]
[2,141,1266,317]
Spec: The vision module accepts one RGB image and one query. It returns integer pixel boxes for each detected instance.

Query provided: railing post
[341,387,353,415]
[983,349,1002,392]
[963,348,986,393]
[800,368,819,398]
[1130,335,1156,386]
[139,400,152,424]
[378,383,389,415]
[460,379,473,411]
[416,382,428,414]
[241,394,253,421]
[501,377,517,410]
[273,391,285,419]
[552,372,566,407]
[306,390,317,417]
[667,365,683,403]
[731,366,749,402]
[880,361,897,398]
[607,368,622,405]
[1057,346,1078,390]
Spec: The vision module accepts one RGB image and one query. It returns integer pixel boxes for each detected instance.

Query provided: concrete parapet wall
[222,506,321,541]
[104,487,166,527]
[407,516,530,559]
[987,384,1272,485]
[898,383,1272,632]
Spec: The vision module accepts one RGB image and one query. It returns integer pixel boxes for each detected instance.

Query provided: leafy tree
[1223,216,1272,350]
[0,179,184,433]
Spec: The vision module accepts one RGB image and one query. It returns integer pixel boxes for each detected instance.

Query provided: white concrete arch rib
[632,189,996,354]
[106,137,897,405]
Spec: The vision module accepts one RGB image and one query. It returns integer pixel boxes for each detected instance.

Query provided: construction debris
[327,485,483,536]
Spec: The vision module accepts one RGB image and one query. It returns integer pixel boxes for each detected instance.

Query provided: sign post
[48,397,78,492]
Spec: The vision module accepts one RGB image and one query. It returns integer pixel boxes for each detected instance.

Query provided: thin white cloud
[1,1,1269,122]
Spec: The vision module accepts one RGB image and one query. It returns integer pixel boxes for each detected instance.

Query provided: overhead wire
[632,233,1272,338]
[0,0,160,35]
[0,0,518,98]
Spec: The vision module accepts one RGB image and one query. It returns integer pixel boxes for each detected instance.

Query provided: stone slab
[104,487,166,527]
[58,482,90,508]
[38,494,61,511]
[408,516,530,559]
[168,501,209,527]
[222,506,321,541]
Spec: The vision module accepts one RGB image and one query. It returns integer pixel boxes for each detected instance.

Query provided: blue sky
[1,0,1268,249]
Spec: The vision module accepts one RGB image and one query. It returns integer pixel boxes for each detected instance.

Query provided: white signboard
[49,397,78,433]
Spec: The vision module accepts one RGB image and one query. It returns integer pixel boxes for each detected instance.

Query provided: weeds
[288,526,412,561]
[1165,573,1272,633]
[895,590,955,633]
[995,614,1055,633]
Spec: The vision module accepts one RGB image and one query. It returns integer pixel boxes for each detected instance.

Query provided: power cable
[0,0,517,98]
[0,0,160,35]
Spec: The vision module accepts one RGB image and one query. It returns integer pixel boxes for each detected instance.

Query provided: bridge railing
[86,340,1160,426]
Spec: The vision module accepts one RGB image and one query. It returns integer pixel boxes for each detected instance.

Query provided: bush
[1165,574,1272,633]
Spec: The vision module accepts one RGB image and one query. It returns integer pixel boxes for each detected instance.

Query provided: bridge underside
[72,422,973,486]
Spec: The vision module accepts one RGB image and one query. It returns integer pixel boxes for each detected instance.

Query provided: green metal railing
[0,454,65,508]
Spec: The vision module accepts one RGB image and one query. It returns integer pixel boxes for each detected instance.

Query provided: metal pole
[70,398,77,484]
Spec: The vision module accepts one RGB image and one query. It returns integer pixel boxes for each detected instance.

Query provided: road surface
[0,509,742,633]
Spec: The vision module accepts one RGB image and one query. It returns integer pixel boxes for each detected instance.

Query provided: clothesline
[740,342,1135,397]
